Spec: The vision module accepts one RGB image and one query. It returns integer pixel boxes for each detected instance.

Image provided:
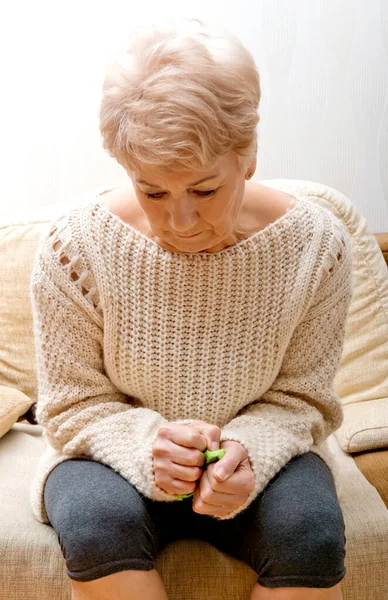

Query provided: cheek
[135,194,152,215]
[140,201,160,221]
[210,191,239,222]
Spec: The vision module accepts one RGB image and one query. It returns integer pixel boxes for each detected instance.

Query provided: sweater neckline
[91,191,309,258]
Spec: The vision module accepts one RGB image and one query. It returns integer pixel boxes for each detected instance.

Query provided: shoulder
[32,203,104,319]
[97,182,149,232]
[243,182,298,231]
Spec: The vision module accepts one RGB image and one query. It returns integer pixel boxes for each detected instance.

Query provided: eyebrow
[136,174,220,188]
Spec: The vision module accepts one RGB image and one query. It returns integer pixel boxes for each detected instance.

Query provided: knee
[58,490,155,555]
[264,504,346,574]
[44,460,158,574]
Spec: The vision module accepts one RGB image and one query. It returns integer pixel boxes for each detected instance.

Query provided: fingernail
[217,468,226,480]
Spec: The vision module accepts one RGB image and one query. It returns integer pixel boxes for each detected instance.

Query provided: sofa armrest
[374,232,388,266]
[353,448,388,509]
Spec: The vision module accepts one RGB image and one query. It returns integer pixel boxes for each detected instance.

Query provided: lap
[150,450,347,587]
[44,451,347,586]
[151,451,345,555]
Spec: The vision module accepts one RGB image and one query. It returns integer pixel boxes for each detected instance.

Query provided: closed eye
[145,189,217,200]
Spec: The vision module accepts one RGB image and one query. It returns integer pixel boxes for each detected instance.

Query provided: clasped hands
[152,420,255,518]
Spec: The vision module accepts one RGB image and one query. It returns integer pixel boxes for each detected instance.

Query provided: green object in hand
[176,448,226,500]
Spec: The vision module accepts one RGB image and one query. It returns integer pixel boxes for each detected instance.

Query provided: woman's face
[128,151,251,253]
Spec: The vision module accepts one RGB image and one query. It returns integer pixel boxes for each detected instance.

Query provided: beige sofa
[1,179,387,600]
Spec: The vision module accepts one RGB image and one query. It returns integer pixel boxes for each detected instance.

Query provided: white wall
[1,0,387,232]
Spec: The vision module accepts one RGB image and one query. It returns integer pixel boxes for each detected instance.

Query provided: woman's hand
[192,440,255,518]
[152,420,222,496]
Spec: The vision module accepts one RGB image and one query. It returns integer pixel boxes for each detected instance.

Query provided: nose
[169,195,199,234]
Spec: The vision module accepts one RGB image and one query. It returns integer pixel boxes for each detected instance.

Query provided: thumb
[213,454,239,481]
[213,440,246,481]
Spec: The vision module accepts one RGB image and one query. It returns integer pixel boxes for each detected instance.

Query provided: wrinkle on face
[128,151,253,253]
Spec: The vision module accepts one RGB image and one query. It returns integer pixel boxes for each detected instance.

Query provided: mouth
[176,232,202,238]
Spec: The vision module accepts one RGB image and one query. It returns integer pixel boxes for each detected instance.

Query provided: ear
[246,138,258,178]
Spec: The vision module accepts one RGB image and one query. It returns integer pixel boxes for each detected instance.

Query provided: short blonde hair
[99,18,261,174]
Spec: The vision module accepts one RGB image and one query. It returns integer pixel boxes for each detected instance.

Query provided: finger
[195,470,241,507]
[189,420,221,452]
[164,460,203,482]
[154,438,206,467]
[155,472,198,496]
[207,461,254,496]
[193,495,227,515]
[159,424,207,452]
[212,448,245,482]
[193,485,235,517]
[192,476,224,512]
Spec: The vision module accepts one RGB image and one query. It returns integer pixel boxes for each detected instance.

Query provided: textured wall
[1,0,387,231]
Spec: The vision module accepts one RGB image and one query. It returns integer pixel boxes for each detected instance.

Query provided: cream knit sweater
[29,192,353,524]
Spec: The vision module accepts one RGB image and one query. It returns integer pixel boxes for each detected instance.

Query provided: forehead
[133,152,239,186]
[136,172,221,188]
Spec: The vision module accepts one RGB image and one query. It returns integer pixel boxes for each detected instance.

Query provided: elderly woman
[30,18,352,600]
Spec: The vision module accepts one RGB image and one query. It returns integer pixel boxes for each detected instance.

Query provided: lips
[176,232,201,238]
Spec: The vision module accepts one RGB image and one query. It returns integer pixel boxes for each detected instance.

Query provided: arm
[216,222,354,520]
[30,226,179,503]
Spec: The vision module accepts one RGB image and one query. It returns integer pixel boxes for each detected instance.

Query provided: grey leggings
[43,451,347,588]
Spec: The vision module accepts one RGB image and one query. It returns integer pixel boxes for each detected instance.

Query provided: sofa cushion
[1,424,258,600]
[262,179,388,453]
[1,423,387,600]
[0,385,32,439]
[0,202,82,408]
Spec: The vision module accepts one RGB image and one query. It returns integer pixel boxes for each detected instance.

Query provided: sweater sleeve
[216,223,354,520]
[30,220,180,504]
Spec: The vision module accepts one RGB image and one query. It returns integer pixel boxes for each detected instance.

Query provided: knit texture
[29,193,353,524]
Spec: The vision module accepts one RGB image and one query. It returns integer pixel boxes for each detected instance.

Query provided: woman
[30,18,352,600]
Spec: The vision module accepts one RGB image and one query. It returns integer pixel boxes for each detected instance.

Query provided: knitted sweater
[29,190,353,524]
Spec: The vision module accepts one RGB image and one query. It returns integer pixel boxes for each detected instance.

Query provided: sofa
[0,179,387,600]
